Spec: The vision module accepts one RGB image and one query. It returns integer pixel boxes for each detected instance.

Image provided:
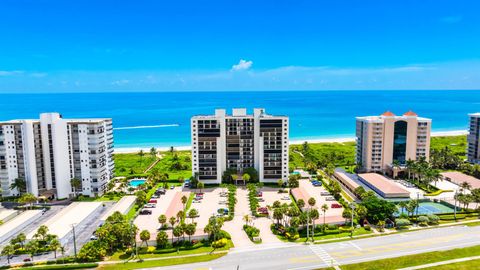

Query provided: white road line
[348,241,362,251]
[309,245,338,266]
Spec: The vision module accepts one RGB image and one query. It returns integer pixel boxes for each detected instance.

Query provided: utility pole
[306,208,310,243]
[454,190,458,221]
[71,224,77,259]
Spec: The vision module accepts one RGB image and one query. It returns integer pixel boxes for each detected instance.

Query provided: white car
[144,203,156,208]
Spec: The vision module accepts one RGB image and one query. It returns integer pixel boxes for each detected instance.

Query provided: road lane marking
[348,241,362,251]
[309,245,339,266]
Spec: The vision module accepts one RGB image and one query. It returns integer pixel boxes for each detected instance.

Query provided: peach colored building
[356,111,431,174]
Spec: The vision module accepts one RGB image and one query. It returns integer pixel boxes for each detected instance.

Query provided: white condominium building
[468,113,480,164]
[191,108,289,184]
[355,111,431,173]
[0,113,114,199]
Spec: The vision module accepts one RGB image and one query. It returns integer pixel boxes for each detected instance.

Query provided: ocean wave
[114,124,180,130]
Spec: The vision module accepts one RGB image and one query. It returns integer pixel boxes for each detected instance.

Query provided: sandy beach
[113,129,468,154]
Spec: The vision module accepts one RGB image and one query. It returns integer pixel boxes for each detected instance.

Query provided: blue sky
[0,0,479,92]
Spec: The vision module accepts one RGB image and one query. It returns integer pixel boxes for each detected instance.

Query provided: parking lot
[298,180,344,224]
[134,186,188,240]
[258,186,291,208]
[189,187,225,230]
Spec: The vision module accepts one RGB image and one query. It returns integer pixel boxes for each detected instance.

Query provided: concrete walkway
[397,255,480,270]
[223,187,255,248]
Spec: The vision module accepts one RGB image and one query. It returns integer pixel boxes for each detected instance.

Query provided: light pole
[454,190,458,221]
[306,208,310,243]
[71,223,77,259]
[349,203,356,238]
[415,192,420,217]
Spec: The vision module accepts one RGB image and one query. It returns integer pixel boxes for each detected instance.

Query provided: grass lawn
[152,151,192,180]
[422,258,480,270]
[114,153,157,177]
[108,240,234,261]
[288,135,467,170]
[334,244,480,270]
[430,135,467,156]
[99,253,226,270]
[278,227,372,242]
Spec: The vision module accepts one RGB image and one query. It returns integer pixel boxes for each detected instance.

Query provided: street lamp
[71,223,77,259]
[349,203,356,238]
[454,190,458,221]
[415,192,420,217]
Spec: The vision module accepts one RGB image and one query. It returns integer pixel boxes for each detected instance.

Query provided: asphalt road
[148,225,480,270]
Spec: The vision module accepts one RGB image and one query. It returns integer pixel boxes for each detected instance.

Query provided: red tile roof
[403,110,418,116]
[381,111,395,116]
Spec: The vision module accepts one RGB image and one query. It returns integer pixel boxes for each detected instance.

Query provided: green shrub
[364,225,371,231]
[395,218,411,229]
[427,214,440,225]
[417,216,429,226]
[211,238,228,249]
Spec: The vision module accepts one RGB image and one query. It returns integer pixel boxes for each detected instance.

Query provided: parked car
[256,191,263,197]
[140,209,152,215]
[326,196,336,201]
[331,203,342,208]
[281,196,290,200]
[149,199,157,203]
[151,194,159,199]
[144,203,156,208]
[170,185,175,189]
[257,207,268,215]
[321,192,331,196]
[23,258,31,262]
[90,234,98,240]
[157,189,166,195]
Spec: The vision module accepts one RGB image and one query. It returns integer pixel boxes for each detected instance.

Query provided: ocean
[0,90,478,149]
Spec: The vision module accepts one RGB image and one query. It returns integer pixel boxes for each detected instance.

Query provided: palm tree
[185,223,196,242]
[321,204,329,232]
[398,201,408,215]
[169,216,177,243]
[49,239,61,258]
[1,245,14,264]
[149,147,157,158]
[10,178,26,194]
[70,178,81,198]
[197,182,204,193]
[405,159,415,180]
[138,150,145,165]
[19,193,37,210]
[392,160,401,179]
[242,173,251,185]
[158,214,167,229]
[140,230,151,247]
[460,182,472,193]
[181,195,188,210]
[243,214,251,226]
[188,209,198,223]
[308,197,316,208]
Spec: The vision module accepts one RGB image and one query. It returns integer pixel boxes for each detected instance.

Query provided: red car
[257,207,268,214]
[331,203,342,208]
[149,199,157,203]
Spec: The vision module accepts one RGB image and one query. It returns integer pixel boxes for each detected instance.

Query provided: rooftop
[358,173,410,198]
[441,171,480,189]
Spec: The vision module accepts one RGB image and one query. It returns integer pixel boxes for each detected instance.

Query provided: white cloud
[231,59,253,71]
[0,70,24,76]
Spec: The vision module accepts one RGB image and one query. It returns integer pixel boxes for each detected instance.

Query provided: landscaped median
[316,244,480,270]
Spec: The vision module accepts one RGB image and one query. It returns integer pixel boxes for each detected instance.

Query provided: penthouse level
[191,108,289,184]
[0,113,114,199]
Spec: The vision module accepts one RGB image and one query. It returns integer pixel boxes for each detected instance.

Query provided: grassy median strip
[99,253,226,270]
[331,245,480,270]
[422,258,480,270]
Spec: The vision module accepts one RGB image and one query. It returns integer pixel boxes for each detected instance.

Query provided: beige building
[355,111,431,174]
[467,113,480,164]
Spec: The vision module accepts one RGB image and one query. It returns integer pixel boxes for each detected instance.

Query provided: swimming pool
[129,179,146,187]
[397,202,455,216]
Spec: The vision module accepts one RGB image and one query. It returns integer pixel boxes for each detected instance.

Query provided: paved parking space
[299,180,344,224]
[190,187,224,230]
[134,186,185,240]
[258,186,291,208]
